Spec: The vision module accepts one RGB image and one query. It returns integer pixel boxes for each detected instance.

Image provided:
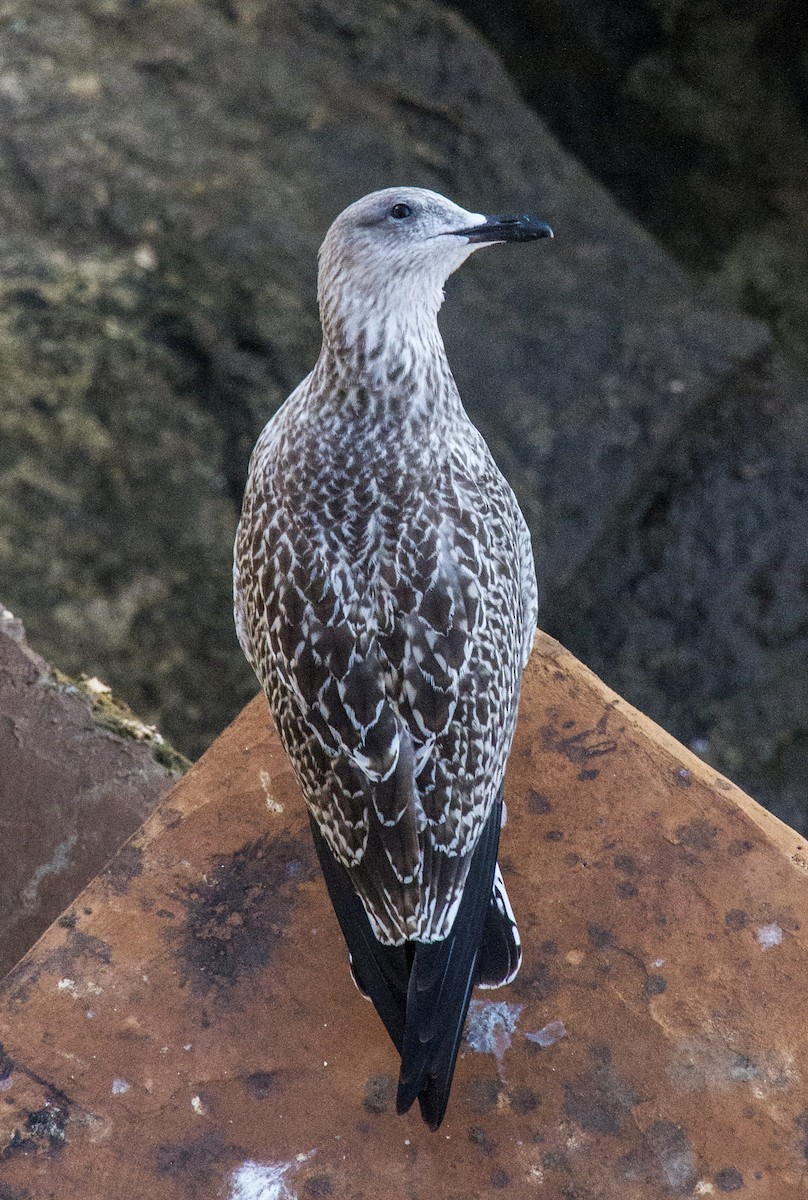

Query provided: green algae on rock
[53,670,191,775]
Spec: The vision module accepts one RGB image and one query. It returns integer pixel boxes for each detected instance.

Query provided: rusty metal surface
[0,607,180,981]
[2,632,808,1197]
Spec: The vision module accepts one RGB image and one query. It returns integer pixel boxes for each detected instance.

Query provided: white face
[319,188,490,298]
[317,187,552,336]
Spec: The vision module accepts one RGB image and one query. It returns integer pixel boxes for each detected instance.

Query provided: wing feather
[235,396,535,1129]
[235,425,532,945]
[396,793,503,1129]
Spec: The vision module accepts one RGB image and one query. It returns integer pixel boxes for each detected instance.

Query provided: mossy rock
[51,668,190,775]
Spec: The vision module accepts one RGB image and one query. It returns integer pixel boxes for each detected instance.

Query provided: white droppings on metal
[464,999,523,1060]
[229,1153,313,1200]
[259,768,284,813]
[526,1019,568,1048]
[57,977,102,999]
[755,923,783,949]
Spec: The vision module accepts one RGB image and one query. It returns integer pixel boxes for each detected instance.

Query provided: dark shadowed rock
[555,353,808,832]
[448,0,808,368]
[440,0,808,824]
[0,0,764,761]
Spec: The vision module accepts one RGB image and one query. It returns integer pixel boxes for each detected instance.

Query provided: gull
[234,187,552,1128]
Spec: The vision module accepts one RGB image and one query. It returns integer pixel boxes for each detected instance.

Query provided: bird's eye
[390,203,412,219]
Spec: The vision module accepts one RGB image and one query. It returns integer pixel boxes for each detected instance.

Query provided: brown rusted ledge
[2,632,807,1198]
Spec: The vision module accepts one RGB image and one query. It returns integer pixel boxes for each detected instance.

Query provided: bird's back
[235,379,531,1126]
[234,183,548,1129]
[235,376,533,933]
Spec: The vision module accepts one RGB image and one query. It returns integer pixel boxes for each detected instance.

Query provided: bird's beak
[449,214,554,244]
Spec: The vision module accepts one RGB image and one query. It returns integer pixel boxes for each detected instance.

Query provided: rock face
[444,0,808,825]
[554,352,808,831]
[2,635,808,1197]
[450,0,808,367]
[0,606,183,980]
[0,0,765,765]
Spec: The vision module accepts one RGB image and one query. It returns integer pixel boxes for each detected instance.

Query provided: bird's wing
[515,504,539,669]
[236,447,526,943]
[397,791,503,1129]
[307,812,409,1053]
[237,478,425,931]
[309,784,504,1131]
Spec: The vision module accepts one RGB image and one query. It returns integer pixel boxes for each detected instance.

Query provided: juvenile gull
[234,187,552,1129]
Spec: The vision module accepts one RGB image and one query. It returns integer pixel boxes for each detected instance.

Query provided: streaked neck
[312,283,463,435]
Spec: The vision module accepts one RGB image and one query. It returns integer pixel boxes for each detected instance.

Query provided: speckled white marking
[57,977,102,999]
[134,243,157,270]
[111,1078,130,1095]
[191,1095,207,1115]
[526,1019,568,1048]
[20,831,78,911]
[755,922,783,949]
[230,1161,296,1200]
[230,1154,314,1200]
[465,1000,523,1060]
[259,768,284,813]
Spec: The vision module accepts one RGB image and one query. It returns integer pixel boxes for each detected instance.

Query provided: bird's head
[317,187,552,346]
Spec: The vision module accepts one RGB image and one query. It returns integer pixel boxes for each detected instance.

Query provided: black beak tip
[529,220,554,241]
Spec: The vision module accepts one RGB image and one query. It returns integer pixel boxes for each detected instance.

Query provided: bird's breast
[287,424,440,566]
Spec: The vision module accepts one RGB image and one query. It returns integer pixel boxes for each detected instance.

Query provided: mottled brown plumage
[234,187,551,1127]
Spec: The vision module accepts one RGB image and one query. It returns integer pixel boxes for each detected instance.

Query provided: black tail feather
[395,793,503,1129]
[310,791,507,1130]
[309,816,409,1053]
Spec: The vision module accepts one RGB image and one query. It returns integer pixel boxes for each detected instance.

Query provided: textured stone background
[0,606,182,979]
[0,0,805,825]
[450,0,808,828]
